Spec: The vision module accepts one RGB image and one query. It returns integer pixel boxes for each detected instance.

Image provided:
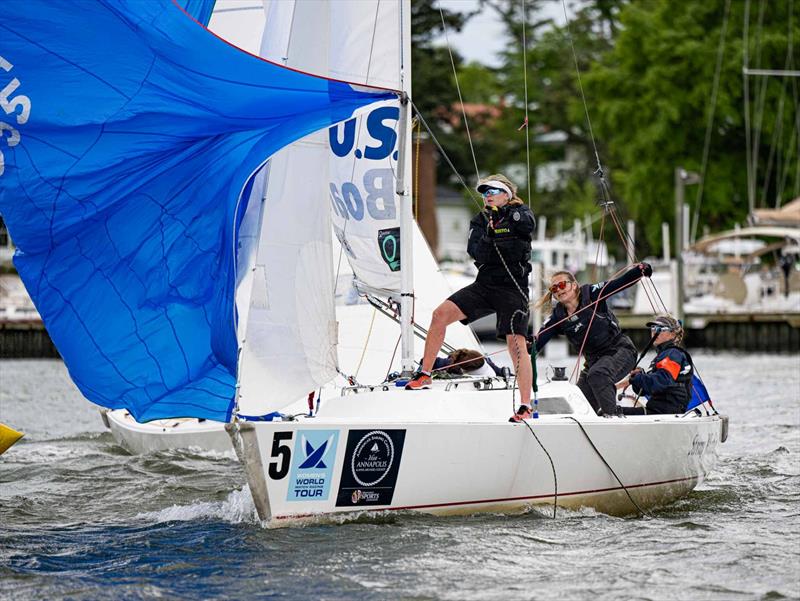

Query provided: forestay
[0,0,392,422]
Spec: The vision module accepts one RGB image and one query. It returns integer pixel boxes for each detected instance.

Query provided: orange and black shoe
[405,371,432,390]
[508,404,532,422]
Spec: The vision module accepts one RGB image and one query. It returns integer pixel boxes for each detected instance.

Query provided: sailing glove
[639,262,653,277]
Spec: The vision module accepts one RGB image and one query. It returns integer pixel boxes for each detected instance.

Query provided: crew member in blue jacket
[532,264,652,416]
[617,315,692,415]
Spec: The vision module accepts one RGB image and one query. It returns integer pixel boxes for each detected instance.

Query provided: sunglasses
[549,280,572,293]
[650,325,673,333]
[481,188,505,198]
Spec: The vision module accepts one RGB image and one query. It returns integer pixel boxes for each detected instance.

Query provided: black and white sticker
[336,429,406,507]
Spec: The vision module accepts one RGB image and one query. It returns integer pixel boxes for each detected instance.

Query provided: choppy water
[1,351,799,600]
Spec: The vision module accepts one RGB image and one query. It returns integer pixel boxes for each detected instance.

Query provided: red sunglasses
[549,280,572,293]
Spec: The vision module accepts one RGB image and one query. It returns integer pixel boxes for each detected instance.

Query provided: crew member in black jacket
[406,174,536,414]
[616,314,692,415]
[533,264,652,415]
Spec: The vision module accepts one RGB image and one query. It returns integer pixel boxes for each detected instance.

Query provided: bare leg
[420,300,466,373]
[506,334,531,405]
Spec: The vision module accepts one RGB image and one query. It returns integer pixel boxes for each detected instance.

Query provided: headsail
[0,0,392,422]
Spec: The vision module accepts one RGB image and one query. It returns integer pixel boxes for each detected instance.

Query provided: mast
[398,0,415,377]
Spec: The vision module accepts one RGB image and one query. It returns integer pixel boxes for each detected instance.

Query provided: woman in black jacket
[534,263,652,415]
[406,174,535,415]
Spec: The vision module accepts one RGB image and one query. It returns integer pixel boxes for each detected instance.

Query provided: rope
[353,307,377,380]
[520,418,558,519]
[564,416,650,518]
[439,7,480,182]
[691,0,731,244]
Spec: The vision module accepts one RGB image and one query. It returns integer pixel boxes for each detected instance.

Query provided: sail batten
[0,0,391,422]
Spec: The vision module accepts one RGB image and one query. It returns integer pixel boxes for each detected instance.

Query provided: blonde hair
[534,270,578,310]
[480,173,525,205]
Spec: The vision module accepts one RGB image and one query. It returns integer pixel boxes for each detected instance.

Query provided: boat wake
[134,487,259,525]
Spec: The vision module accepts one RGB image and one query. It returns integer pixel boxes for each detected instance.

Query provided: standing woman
[533,264,652,416]
[406,174,536,415]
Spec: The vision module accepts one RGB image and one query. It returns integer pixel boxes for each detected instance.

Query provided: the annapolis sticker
[286,429,339,502]
[336,429,406,507]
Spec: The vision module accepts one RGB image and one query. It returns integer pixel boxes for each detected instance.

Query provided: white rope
[690,0,731,244]
[439,7,481,182]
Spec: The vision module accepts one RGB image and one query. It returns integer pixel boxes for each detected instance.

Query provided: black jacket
[630,341,692,414]
[467,203,536,286]
[535,267,641,359]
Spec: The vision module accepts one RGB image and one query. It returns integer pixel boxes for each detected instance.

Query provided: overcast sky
[435,0,574,67]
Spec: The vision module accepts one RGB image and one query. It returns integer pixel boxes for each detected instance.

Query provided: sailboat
[0,0,726,524]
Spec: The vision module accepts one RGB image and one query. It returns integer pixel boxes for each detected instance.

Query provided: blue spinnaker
[181,0,217,25]
[0,0,393,421]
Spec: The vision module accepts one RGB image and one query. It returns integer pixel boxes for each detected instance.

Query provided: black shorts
[448,280,529,339]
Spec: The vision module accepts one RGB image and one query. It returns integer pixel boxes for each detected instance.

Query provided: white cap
[476,179,513,198]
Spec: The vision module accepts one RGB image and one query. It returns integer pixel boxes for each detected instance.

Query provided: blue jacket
[631,342,692,414]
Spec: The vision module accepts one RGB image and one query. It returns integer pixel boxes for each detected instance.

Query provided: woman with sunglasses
[406,174,536,415]
[615,315,692,415]
[532,262,652,416]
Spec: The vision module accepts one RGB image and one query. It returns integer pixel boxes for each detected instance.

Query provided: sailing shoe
[509,404,532,422]
[405,372,432,390]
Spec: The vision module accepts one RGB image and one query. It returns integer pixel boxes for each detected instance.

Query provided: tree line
[412,0,799,257]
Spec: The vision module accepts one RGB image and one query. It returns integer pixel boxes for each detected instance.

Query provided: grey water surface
[1,351,798,601]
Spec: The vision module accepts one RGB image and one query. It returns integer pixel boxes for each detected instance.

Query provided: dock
[617,313,800,353]
[2,312,797,358]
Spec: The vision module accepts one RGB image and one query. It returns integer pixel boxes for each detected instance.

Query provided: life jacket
[547,284,631,358]
[641,342,693,414]
[467,204,535,285]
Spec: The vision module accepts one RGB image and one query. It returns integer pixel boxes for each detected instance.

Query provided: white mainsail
[235,0,480,416]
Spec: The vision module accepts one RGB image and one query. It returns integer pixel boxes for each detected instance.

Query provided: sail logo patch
[336,429,406,507]
[286,430,339,502]
[378,228,401,271]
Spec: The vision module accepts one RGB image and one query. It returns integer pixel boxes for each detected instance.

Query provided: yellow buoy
[0,422,24,455]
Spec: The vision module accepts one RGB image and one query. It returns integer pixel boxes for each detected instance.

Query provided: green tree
[584,0,799,253]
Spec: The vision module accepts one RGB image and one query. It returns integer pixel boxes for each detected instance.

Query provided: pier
[618,313,800,353]
[2,313,798,359]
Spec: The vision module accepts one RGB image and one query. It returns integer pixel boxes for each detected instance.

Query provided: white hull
[230,381,726,525]
[103,409,232,455]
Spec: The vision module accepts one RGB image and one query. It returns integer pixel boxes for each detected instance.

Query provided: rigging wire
[743,0,754,214]
[690,0,731,244]
[439,7,481,182]
[748,0,769,211]
[520,0,533,208]
[560,0,602,177]
[411,103,483,210]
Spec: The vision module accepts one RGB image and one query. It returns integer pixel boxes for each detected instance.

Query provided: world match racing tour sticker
[284,430,339,502]
[336,429,406,507]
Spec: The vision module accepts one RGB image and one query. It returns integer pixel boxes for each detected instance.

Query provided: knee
[586,368,613,387]
[432,302,459,327]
